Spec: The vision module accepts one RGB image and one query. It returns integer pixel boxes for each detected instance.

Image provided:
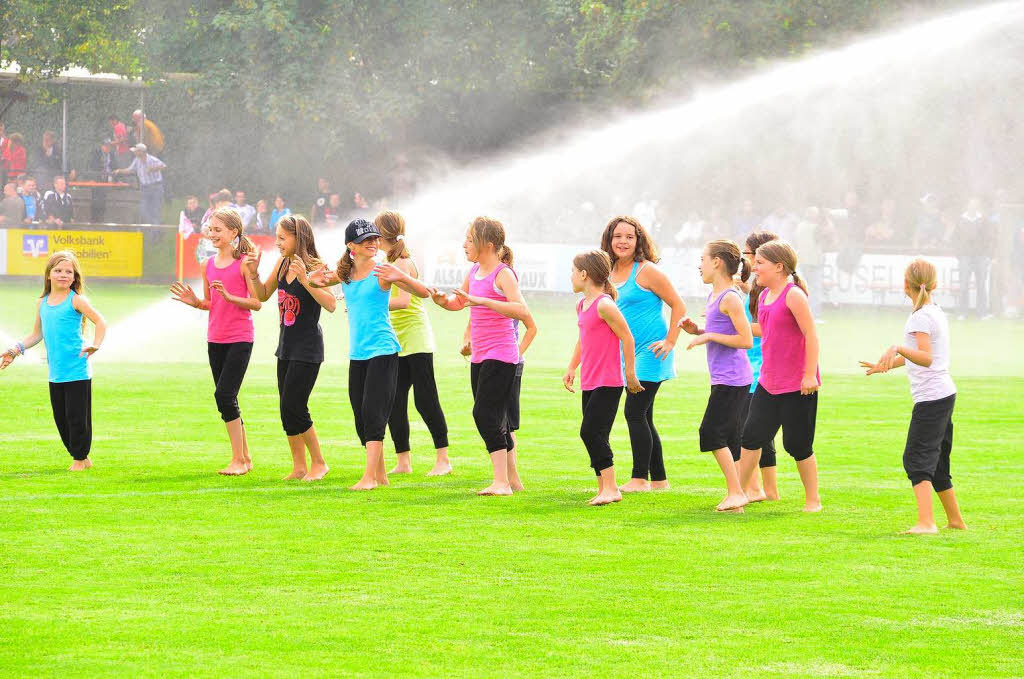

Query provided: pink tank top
[757,282,819,394]
[206,255,255,344]
[578,294,624,391]
[468,263,519,364]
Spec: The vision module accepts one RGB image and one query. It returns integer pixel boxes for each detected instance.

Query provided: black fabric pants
[903,393,956,492]
[625,380,665,481]
[277,359,321,436]
[581,387,623,474]
[48,379,92,460]
[208,342,253,422]
[734,389,777,467]
[348,353,399,445]
[388,353,449,453]
[470,359,517,454]
[741,384,817,462]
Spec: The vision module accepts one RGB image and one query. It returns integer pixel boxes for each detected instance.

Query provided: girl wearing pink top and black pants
[432,217,531,496]
[564,250,642,506]
[171,208,261,476]
[736,240,822,512]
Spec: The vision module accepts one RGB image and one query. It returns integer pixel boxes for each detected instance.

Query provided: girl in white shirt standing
[861,258,967,534]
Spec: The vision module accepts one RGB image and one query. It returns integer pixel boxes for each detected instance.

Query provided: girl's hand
[877,345,899,373]
[453,288,480,306]
[626,372,645,394]
[242,249,261,276]
[289,258,308,284]
[373,263,406,284]
[170,281,200,308]
[431,289,450,307]
[80,345,99,359]
[800,374,819,396]
[563,370,576,393]
[209,280,229,299]
[0,351,14,370]
[687,334,711,350]
[678,317,701,335]
[459,340,472,357]
[308,264,331,287]
[859,360,885,376]
[648,338,675,359]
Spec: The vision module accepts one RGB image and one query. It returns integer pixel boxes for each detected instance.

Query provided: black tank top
[275,258,325,363]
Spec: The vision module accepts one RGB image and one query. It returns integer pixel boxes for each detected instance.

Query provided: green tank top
[390,284,435,356]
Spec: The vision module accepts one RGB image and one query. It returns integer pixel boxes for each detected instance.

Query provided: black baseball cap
[345,218,381,244]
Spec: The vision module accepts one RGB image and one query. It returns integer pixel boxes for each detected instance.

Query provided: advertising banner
[6,229,143,277]
[0,229,6,275]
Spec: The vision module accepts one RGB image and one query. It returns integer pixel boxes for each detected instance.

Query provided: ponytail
[603,279,618,301]
[233,234,254,261]
[904,258,937,312]
[374,210,411,263]
[791,270,809,297]
[336,248,354,284]
[914,284,929,312]
[573,249,616,300]
[499,245,514,268]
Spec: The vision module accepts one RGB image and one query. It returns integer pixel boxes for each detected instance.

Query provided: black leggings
[625,380,665,481]
[49,379,92,460]
[388,353,449,453]
[348,353,399,445]
[581,387,623,474]
[470,360,517,453]
[733,389,777,467]
[208,342,253,422]
[277,359,321,436]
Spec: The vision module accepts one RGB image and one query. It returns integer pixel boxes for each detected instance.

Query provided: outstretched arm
[1,302,44,368]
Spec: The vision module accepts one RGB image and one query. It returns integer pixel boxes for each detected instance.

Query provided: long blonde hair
[469,216,513,265]
[905,258,938,311]
[376,210,410,262]
[211,207,254,260]
[276,214,323,274]
[573,249,617,300]
[756,240,808,296]
[41,250,83,298]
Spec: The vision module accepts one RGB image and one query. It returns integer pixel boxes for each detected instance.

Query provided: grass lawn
[0,283,1022,677]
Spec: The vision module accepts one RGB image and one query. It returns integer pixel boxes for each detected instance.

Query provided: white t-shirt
[904,304,956,403]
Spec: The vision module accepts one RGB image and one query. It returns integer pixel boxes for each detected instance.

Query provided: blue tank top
[614,262,675,383]
[341,271,401,360]
[40,290,91,383]
[744,296,762,394]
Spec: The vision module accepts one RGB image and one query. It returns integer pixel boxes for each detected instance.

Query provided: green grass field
[1,281,1022,678]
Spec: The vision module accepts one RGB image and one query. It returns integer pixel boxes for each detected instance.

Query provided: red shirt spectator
[2,133,27,180]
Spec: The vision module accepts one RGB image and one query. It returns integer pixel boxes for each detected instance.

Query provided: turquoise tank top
[342,271,401,360]
[744,297,763,394]
[614,262,675,383]
[40,290,91,383]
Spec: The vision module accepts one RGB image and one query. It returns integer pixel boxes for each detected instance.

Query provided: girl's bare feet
[477,483,513,496]
[903,523,938,534]
[427,461,452,476]
[716,493,749,512]
[745,488,767,503]
[304,464,329,481]
[651,480,670,490]
[84,458,93,469]
[350,477,378,491]
[283,469,307,480]
[765,490,780,501]
[509,479,525,492]
[219,461,249,476]
[588,490,622,506]
[69,460,88,471]
[619,478,651,493]
[803,502,823,513]
[945,520,968,530]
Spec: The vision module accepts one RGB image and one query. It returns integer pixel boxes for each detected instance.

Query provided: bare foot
[589,490,622,506]
[84,458,93,469]
[426,462,453,477]
[69,460,89,471]
[945,520,968,530]
[510,479,525,492]
[716,493,749,512]
[765,490,780,501]
[902,523,938,534]
[619,479,651,493]
[245,461,254,472]
[304,464,329,481]
[350,478,378,491]
[219,461,249,476]
[745,488,767,503]
[389,465,413,474]
[376,474,390,486]
[477,483,513,496]
[282,469,308,480]
[803,502,823,513]
[651,480,671,490]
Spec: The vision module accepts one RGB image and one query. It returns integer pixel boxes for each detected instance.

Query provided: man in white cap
[113,143,166,224]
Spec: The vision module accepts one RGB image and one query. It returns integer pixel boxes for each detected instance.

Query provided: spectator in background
[202,189,234,231]
[3,133,27,181]
[703,205,731,241]
[32,130,62,191]
[0,121,8,184]
[270,194,290,229]
[955,196,993,320]
[674,211,704,247]
[108,115,132,168]
[20,176,44,224]
[254,199,271,233]
[179,195,204,236]
[90,139,116,182]
[310,177,331,224]
[353,192,369,210]
[793,206,833,319]
[865,198,897,244]
[131,110,164,155]
[43,174,73,227]
[234,190,256,229]
[325,192,342,226]
[912,193,950,249]
[835,189,866,274]
[113,143,166,224]
[0,182,25,224]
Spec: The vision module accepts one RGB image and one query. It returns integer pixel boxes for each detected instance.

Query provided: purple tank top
[468,263,519,364]
[206,256,255,344]
[577,294,624,391]
[757,283,820,394]
[705,288,752,387]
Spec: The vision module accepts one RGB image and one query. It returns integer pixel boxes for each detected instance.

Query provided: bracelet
[16,341,26,355]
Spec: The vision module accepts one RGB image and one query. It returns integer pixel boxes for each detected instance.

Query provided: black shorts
[741,384,817,461]
[903,393,956,491]
[699,384,750,452]
[507,363,523,432]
